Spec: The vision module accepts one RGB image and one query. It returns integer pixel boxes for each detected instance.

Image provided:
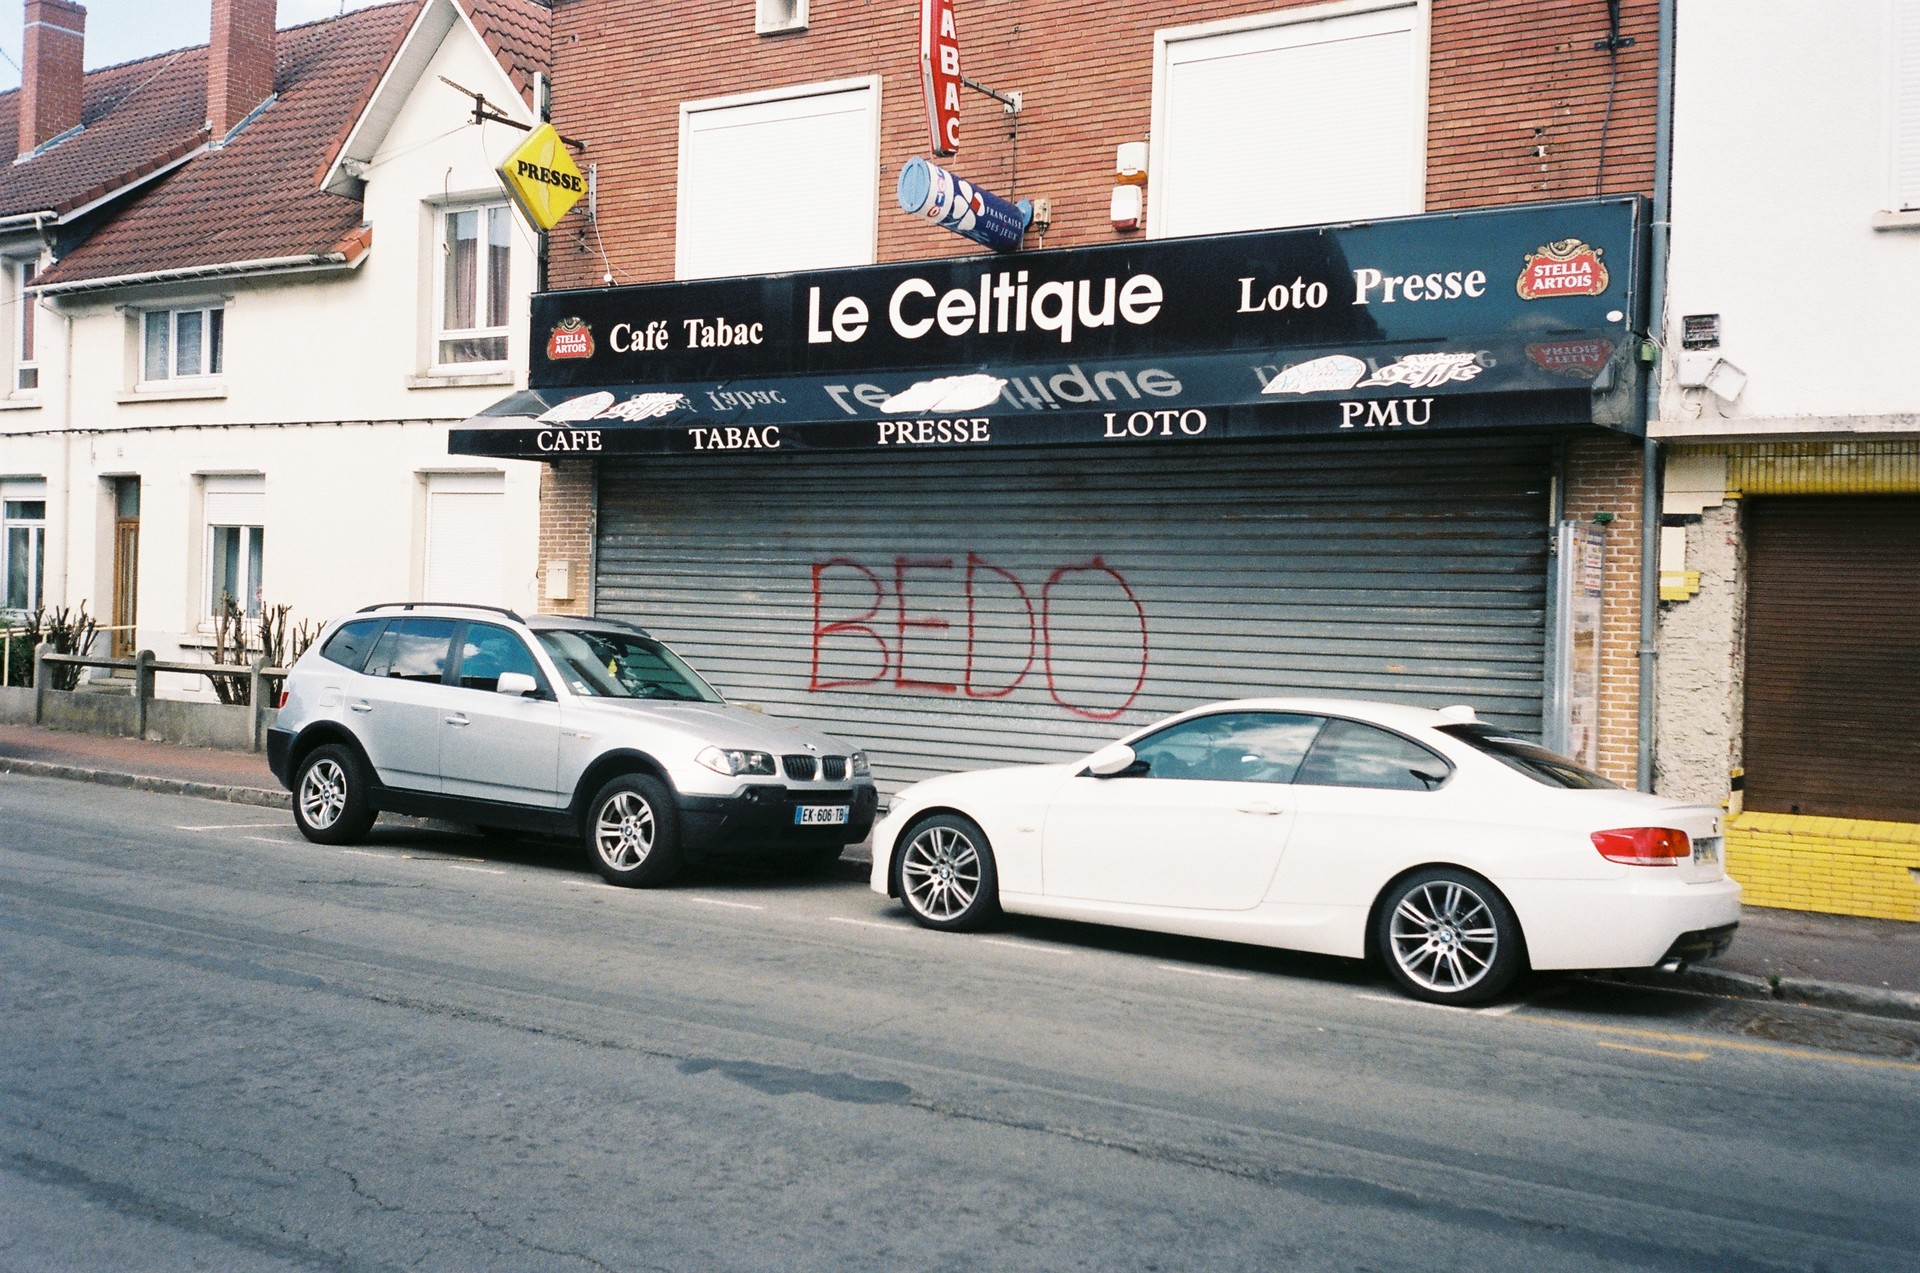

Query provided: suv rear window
[319,619,385,672]
[363,618,456,683]
[1437,724,1617,789]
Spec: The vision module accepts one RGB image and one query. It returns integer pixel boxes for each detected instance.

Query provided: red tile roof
[36,0,552,289]
[0,46,212,218]
[466,0,552,107]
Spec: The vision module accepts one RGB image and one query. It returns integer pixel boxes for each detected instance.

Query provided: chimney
[18,0,86,156]
[208,0,276,145]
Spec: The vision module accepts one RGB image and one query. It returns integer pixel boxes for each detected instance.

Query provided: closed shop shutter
[1743,496,1920,822]
[596,435,1551,791]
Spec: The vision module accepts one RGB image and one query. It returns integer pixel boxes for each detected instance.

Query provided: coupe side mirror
[1085,742,1139,777]
[496,671,539,697]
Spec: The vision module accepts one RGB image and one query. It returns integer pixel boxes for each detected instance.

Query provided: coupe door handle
[1236,801,1284,816]
[348,701,372,714]
[444,714,470,727]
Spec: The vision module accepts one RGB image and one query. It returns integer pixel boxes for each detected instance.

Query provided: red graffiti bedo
[809,552,1149,721]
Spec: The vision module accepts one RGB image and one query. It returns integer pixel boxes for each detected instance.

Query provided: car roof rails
[356,601,527,623]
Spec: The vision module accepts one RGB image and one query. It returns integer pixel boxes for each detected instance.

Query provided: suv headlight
[850,751,870,778]
[696,746,776,777]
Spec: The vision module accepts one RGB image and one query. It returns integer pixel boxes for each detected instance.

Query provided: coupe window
[536,628,723,703]
[1294,719,1452,792]
[1127,712,1322,783]
[1436,724,1617,789]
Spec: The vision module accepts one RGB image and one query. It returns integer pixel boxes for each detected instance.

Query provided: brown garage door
[1743,496,1920,822]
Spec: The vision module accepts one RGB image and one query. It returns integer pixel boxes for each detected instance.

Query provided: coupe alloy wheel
[1388,879,1500,994]
[901,823,982,923]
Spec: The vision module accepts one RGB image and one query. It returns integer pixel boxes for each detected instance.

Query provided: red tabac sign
[920,0,961,157]
[1516,239,1609,300]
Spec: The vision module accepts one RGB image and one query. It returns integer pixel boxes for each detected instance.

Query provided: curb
[1597,964,1920,1024]
[1,757,289,811]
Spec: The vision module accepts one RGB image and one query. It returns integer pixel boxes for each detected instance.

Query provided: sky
[0,0,392,91]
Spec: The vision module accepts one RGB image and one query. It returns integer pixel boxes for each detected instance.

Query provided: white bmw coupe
[870,699,1740,1005]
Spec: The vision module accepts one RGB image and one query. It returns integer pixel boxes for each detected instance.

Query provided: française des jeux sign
[530,199,1644,391]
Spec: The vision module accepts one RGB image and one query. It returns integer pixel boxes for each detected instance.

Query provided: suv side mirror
[496,671,539,697]
[1085,742,1139,777]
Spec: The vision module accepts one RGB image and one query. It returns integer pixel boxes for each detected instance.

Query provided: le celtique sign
[530,199,1642,388]
[449,199,1648,461]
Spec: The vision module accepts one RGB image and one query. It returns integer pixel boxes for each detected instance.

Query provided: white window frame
[433,201,513,370]
[755,0,807,34]
[139,304,225,386]
[12,259,38,395]
[2,484,47,613]
[1146,0,1429,239]
[201,475,265,621]
[674,76,881,280]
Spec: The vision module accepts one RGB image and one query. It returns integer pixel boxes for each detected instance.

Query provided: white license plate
[795,805,850,826]
[1692,836,1722,864]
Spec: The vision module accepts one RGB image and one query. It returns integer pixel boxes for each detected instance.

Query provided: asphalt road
[2,773,1916,1272]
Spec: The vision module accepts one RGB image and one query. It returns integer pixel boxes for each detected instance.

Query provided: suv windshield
[1436,724,1617,790]
[536,628,723,703]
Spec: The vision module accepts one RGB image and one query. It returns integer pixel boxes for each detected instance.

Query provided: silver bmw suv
[268,603,878,885]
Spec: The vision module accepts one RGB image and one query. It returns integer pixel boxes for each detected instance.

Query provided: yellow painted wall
[1726,812,1920,921]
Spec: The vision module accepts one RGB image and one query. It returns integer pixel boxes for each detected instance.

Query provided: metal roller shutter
[596,435,1552,792]
[1743,496,1920,822]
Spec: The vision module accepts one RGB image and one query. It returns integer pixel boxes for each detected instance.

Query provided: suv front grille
[782,754,817,781]
[781,754,849,782]
[821,756,847,781]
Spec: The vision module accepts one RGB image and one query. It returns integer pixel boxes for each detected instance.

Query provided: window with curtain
[439,204,511,364]
[3,497,46,611]
[141,306,225,382]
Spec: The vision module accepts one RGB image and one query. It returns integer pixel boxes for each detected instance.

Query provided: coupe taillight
[276,690,290,709]
[1592,827,1690,866]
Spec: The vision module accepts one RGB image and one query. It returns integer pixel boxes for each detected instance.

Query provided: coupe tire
[1375,868,1524,1006]
[291,744,376,845]
[586,774,682,887]
[896,813,1000,931]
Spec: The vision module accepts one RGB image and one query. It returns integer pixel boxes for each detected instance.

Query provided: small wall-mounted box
[545,559,573,602]
[1110,184,1142,230]
[1115,141,1148,185]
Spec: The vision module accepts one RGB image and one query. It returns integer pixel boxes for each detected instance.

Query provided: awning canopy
[451,197,1649,460]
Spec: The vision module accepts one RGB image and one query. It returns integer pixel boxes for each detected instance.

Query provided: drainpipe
[1638,0,1676,793]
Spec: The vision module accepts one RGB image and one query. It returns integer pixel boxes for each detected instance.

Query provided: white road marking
[686,896,765,911]
[980,938,1077,957]
[245,836,299,846]
[176,822,286,831]
[1354,991,1468,1013]
[1595,1040,1709,1062]
[445,864,507,876]
[1156,964,1252,982]
[340,850,392,859]
[828,917,903,932]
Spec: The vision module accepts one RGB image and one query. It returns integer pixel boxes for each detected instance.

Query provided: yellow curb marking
[1532,1017,1920,1073]
[1595,1040,1709,1061]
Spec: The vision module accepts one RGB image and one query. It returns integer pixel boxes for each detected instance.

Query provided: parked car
[269,603,877,885]
[869,698,1739,1004]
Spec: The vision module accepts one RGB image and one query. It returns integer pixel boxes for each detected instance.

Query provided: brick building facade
[510,0,1661,786]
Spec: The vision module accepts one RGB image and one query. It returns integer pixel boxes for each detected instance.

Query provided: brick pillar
[1562,434,1647,787]
[538,459,596,616]
[208,0,276,144]
[18,0,85,155]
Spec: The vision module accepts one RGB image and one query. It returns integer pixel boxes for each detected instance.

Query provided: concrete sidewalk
[3,722,1916,1020]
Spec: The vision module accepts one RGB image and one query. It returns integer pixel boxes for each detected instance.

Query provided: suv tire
[586,773,682,887]
[292,743,377,845]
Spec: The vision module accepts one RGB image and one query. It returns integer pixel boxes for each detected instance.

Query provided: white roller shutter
[596,436,1551,794]
[676,78,879,279]
[424,472,506,606]
[1898,0,1920,209]
[202,474,264,527]
[1151,3,1425,238]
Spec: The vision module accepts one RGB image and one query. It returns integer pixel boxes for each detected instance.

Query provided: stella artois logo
[1516,239,1609,300]
[1527,337,1617,378]
[547,317,594,361]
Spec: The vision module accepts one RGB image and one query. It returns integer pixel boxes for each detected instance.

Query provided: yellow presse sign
[499,123,585,231]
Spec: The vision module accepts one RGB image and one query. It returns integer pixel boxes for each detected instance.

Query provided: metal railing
[29,644,289,750]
